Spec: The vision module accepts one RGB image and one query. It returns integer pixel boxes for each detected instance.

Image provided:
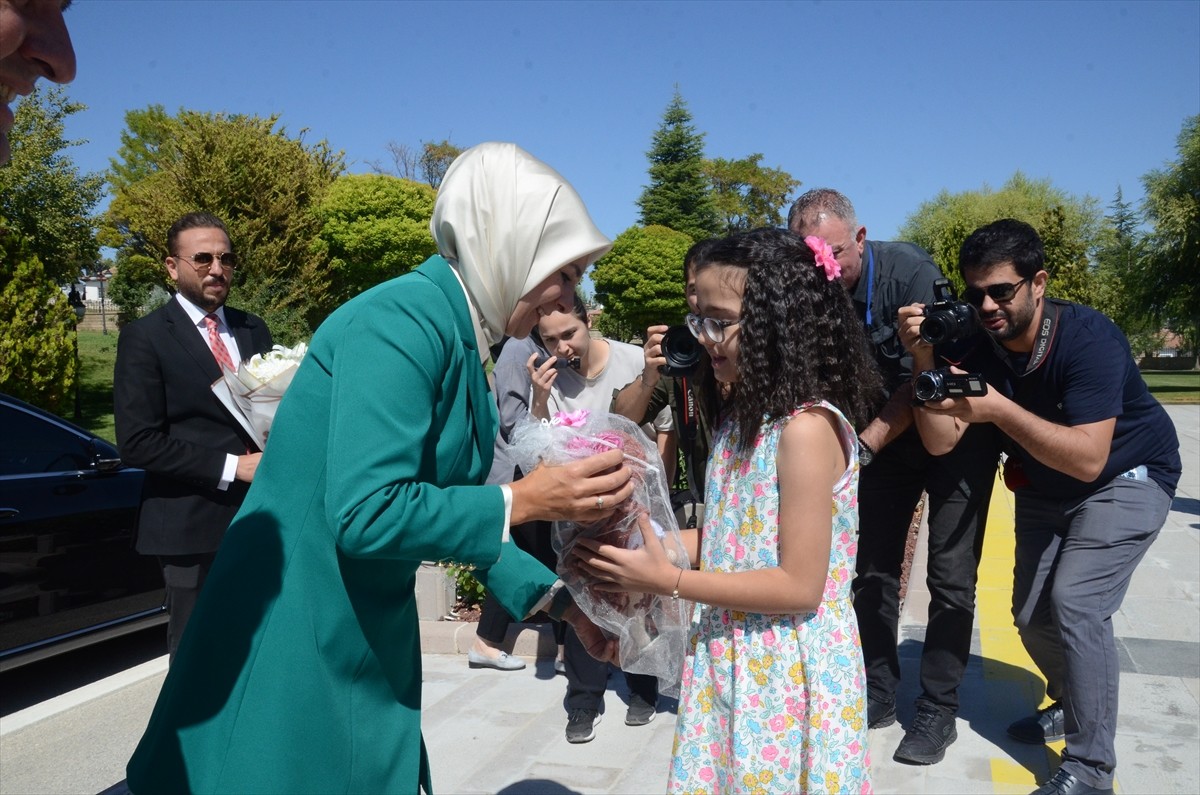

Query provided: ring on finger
[596,496,604,510]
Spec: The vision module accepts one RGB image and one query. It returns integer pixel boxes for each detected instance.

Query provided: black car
[0,394,165,670]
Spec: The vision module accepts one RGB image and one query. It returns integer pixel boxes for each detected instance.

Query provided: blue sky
[53,0,1199,246]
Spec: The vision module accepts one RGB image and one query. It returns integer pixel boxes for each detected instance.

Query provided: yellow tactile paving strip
[975,474,1119,794]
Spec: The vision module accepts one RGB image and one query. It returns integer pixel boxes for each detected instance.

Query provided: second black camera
[913,367,988,402]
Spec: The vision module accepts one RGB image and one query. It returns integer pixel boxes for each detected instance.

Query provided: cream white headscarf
[430,142,612,346]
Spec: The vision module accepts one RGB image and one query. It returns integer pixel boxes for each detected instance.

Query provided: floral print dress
[668,401,872,795]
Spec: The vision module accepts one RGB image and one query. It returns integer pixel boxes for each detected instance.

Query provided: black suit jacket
[114,299,273,556]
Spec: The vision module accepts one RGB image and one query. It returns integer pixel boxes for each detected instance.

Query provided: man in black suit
[114,212,273,658]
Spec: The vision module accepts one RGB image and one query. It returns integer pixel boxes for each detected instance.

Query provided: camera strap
[990,300,1061,377]
[673,376,702,523]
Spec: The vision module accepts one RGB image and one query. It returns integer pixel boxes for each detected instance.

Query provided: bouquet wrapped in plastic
[509,409,690,696]
[210,342,308,450]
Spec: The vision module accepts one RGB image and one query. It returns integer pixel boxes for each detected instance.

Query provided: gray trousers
[1012,475,1171,788]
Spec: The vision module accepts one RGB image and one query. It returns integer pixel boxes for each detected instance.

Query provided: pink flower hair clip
[804,236,842,281]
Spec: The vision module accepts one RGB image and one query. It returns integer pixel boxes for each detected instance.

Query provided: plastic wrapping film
[509,410,690,696]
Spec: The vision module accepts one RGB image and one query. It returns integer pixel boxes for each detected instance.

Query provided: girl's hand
[574,512,677,595]
[526,352,557,418]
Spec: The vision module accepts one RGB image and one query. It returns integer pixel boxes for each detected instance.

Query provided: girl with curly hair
[578,227,883,793]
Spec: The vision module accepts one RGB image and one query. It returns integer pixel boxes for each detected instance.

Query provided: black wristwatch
[857,436,876,467]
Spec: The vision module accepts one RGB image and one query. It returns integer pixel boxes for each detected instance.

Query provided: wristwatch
[857,436,876,467]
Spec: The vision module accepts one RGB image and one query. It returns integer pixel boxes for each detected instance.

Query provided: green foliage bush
[0,220,76,413]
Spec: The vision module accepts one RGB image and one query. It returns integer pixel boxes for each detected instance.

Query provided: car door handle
[0,508,18,520]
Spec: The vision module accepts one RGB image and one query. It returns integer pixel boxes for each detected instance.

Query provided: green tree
[899,172,1102,303]
[1138,114,1200,359]
[703,154,801,232]
[0,219,77,413]
[310,174,438,306]
[419,140,463,189]
[636,90,720,240]
[591,225,694,340]
[104,108,344,340]
[369,139,466,187]
[0,86,103,286]
[1093,187,1160,355]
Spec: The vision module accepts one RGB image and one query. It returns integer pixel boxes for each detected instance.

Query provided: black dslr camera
[659,325,702,377]
[920,278,980,345]
[913,367,988,402]
[533,355,581,371]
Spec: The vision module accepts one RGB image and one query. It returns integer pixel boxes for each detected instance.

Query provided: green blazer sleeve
[320,262,554,616]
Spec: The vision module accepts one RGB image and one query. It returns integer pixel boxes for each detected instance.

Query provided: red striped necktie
[204,313,236,372]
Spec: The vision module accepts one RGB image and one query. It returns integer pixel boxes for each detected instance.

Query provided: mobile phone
[534,355,581,371]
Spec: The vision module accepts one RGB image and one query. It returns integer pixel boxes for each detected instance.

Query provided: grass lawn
[76,328,120,443]
[1141,370,1200,404]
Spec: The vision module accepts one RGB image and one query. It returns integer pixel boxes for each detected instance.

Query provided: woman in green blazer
[126,143,633,795]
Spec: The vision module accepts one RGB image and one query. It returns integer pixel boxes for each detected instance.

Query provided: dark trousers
[563,623,658,712]
[476,519,565,645]
[1012,476,1169,788]
[852,423,999,712]
[158,552,216,661]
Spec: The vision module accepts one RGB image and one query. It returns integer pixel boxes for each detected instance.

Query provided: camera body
[921,278,980,345]
[533,355,581,372]
[660,325,702,377]
[913,367,988,402]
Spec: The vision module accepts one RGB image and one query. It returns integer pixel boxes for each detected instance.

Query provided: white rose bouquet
[210,342,308,450]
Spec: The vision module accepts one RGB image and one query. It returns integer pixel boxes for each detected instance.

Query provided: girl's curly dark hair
[694,228,884,449]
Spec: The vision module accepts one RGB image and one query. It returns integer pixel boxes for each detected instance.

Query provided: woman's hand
[526,352,558,420]
[573,513,677,596]
[508,447,635,525]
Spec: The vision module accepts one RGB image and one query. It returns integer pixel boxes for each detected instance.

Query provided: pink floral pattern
[667,401,871,794]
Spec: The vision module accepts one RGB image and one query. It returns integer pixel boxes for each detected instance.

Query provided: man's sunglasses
[175,252,238,273]
[963,278,1028,307]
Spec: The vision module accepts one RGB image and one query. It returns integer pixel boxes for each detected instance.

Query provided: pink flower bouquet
[509,409,690,696]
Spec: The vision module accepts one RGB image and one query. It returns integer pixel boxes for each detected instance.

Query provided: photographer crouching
[898,219,1181,795]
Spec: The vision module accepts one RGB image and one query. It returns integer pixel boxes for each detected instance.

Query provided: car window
[0,405,93,476]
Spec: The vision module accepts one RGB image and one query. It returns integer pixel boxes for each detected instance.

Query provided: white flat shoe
[467,649,526,671]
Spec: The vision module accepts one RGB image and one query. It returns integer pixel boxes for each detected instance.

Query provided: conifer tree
[636,90,719,240]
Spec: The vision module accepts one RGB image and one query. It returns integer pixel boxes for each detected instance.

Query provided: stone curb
[418,619,558,659]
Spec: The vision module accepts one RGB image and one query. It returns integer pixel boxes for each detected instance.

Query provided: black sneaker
[893,703,957,765]
[565,708,602,743]
[1008,701,1065,744]
[625,694,657,726]
[867,696,897,729]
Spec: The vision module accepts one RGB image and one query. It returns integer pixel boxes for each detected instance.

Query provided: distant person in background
[789,188,1000,766]
[468,334,567,673]
[530,294,672,743]
[113,213,274,660]
[0,0,77,165]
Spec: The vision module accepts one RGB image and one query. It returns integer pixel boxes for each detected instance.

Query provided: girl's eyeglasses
[175,251,238,273]
[963,278,1028,307]
[686,313,740,343]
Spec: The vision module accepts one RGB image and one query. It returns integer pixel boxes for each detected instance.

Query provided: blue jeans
[1013,474,1171,788]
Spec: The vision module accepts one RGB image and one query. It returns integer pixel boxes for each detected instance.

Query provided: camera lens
[920,315,950,345]
[660,325,702,376]
[913,370,945,402]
